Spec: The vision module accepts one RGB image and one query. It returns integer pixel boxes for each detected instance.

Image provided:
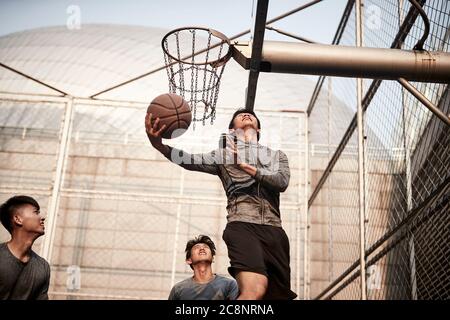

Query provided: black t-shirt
[0,242,50,300]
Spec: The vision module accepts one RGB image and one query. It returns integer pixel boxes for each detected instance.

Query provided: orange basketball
[147,93,192,139]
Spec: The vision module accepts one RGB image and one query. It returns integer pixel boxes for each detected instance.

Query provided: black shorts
[222,221,297,300]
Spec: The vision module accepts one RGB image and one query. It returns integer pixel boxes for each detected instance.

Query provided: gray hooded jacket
[164,140,290,227]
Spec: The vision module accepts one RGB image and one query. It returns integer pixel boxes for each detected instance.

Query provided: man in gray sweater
[169,235,238,300]
[146,108,296,300]
[0,195,50,300]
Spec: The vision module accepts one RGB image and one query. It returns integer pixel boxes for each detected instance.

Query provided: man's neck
[235,127,258,143]
[192,263,215,284]
[7,233,36,263]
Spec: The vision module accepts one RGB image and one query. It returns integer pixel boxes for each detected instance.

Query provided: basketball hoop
[161,27,232,127]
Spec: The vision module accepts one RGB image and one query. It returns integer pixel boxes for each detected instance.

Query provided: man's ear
[229,128,235,134]
[186,258,192,266]
[13,214,23,227]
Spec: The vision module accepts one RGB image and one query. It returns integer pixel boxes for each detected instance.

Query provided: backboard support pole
[232,41,450,84]
[245,0,269,111]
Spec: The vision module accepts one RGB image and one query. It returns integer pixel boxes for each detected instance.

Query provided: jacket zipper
[258,145,265,224]
[257,181,262,224]
[260,184,265,224]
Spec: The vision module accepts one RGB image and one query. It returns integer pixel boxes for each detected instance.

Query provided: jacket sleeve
[163,146,220,175]
[254,150,290,192]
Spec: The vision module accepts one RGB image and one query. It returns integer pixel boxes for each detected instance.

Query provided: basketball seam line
[150,101,178,110]
[150,110,191,121]
[167,94,181,131]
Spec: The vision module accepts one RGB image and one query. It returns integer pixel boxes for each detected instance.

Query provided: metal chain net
[162,28,231,127]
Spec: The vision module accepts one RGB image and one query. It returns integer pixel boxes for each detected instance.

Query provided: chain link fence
[307,0,449,300]
[1,0,447,301]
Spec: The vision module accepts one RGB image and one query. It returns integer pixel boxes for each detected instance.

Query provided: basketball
[147,93,192,139]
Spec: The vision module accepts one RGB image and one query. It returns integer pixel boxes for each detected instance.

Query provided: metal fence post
[303,113,310,300]
[296,114,302,299]
[170,168,185,290]
[327,78,334,284]
[355,0,367,300]
[398,0,418,300]
[40,96,74,262]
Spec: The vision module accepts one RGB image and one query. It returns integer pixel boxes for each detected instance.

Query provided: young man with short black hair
[147,108,296,300]
[0,195,50,300]
[168,235,238,300]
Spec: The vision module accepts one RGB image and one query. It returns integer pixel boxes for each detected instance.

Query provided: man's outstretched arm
[145,112,218,175]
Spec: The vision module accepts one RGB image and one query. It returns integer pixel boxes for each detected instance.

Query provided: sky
[0,0,347,43]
